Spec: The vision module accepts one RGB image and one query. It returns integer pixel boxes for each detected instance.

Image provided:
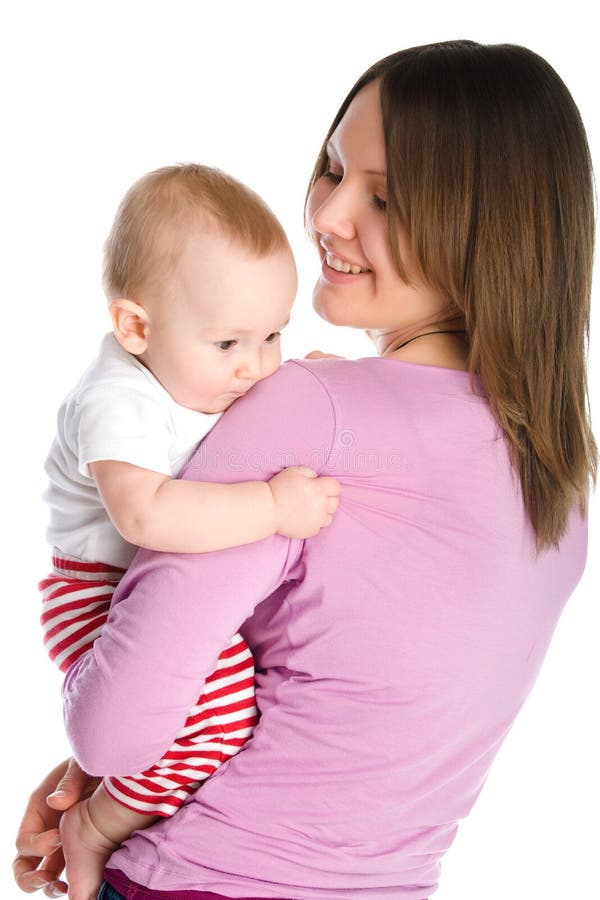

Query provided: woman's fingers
[13,759,95,895]
[14,786,63,864]
[43,884,68,899]
[46,757,96,808]
[303,350,345,360]
[13,843,66,895]
[13,810,65,895]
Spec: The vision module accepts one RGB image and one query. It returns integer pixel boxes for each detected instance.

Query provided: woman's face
[307,80,447,335]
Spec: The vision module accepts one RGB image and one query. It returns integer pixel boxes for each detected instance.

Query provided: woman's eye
[265,332,281,343]
[217,340,237,351]
[323,167,385,210]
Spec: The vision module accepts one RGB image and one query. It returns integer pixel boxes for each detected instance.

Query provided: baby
[40,164,341,900]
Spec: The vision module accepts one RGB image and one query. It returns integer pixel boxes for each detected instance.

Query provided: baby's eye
[216,340,237,351]
[265,332,281,343]
[373,195,387,211]
[324,169,343,184]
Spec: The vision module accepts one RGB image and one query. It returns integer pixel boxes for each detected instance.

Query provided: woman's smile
[320,255,372,284]
[322,246,372,275]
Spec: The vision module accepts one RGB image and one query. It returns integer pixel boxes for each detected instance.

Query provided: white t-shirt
[44,333,222,568]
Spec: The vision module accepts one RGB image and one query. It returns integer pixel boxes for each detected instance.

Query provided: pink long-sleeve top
[62,357,588,900]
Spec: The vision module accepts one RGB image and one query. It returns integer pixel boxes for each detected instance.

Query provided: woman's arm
[63,361,338,776]
[64,532,304,775]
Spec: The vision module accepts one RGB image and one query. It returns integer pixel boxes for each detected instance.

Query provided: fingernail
[47,790,66,798]
[30,877,47,889]
[49,835,63,847]
[48,889,66,898]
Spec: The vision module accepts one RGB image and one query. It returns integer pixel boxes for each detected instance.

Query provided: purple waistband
[105,868,293,900]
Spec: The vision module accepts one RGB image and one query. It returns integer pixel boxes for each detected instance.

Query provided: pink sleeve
[62,361,337,775]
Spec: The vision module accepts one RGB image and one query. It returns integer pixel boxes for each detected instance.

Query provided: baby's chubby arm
[59,784,154,900]
[89,460,340,553]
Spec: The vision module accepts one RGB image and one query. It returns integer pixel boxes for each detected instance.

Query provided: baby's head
[103,164,297,413]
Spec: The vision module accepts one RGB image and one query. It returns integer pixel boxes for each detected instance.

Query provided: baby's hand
[60,798,118,900]
[304,350,346,360]
[269,466,341,538]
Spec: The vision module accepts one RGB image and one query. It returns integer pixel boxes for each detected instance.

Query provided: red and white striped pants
[39,551,258,817]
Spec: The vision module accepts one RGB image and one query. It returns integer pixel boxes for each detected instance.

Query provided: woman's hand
[13,758,100,897]
[304,350,346,360]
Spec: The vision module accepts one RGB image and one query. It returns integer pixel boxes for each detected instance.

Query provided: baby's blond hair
[103,164,290,301]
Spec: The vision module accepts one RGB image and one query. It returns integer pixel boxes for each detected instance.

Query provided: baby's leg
[39,553,125,673]
[61,785,154,900]
[62,633,257,898]
[41,561,258,893]
[105,632,258,814]
[40,558,257,813]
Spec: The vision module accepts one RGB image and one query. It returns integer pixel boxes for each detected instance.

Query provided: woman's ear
[109,299,150,355]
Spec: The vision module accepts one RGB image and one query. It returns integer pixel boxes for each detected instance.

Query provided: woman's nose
[310,184,356,242]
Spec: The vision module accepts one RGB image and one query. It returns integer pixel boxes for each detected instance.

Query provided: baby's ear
[109,299,150,355]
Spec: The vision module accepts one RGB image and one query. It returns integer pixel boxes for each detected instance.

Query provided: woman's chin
[312,289,370,329]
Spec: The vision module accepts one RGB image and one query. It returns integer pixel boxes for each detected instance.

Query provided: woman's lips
[320,257,372,284]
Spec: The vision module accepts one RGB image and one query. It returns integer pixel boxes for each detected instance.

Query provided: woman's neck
[370,324,470,371]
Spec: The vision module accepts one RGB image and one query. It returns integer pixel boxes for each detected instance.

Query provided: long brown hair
[306,40,597,556]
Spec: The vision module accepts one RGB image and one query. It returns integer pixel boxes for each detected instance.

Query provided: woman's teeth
[326,252,369,275]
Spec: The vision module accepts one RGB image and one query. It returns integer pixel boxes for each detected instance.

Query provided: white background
[1,2,598,899]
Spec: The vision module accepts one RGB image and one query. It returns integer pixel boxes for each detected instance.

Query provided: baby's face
[140,232,297,413]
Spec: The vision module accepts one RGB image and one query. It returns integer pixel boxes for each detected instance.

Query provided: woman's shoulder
[241,357,361,410]
[188,360,343,481]
[281,356,378,394]
[282,355,485,403]
[248,357,372,420]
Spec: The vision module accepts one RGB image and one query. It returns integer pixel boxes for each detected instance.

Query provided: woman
[14,40,596,900]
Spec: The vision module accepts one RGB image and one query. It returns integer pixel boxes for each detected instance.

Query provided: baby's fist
[269,466,341,539]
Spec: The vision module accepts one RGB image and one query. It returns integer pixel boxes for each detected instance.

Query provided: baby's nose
[237,354,263,381]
